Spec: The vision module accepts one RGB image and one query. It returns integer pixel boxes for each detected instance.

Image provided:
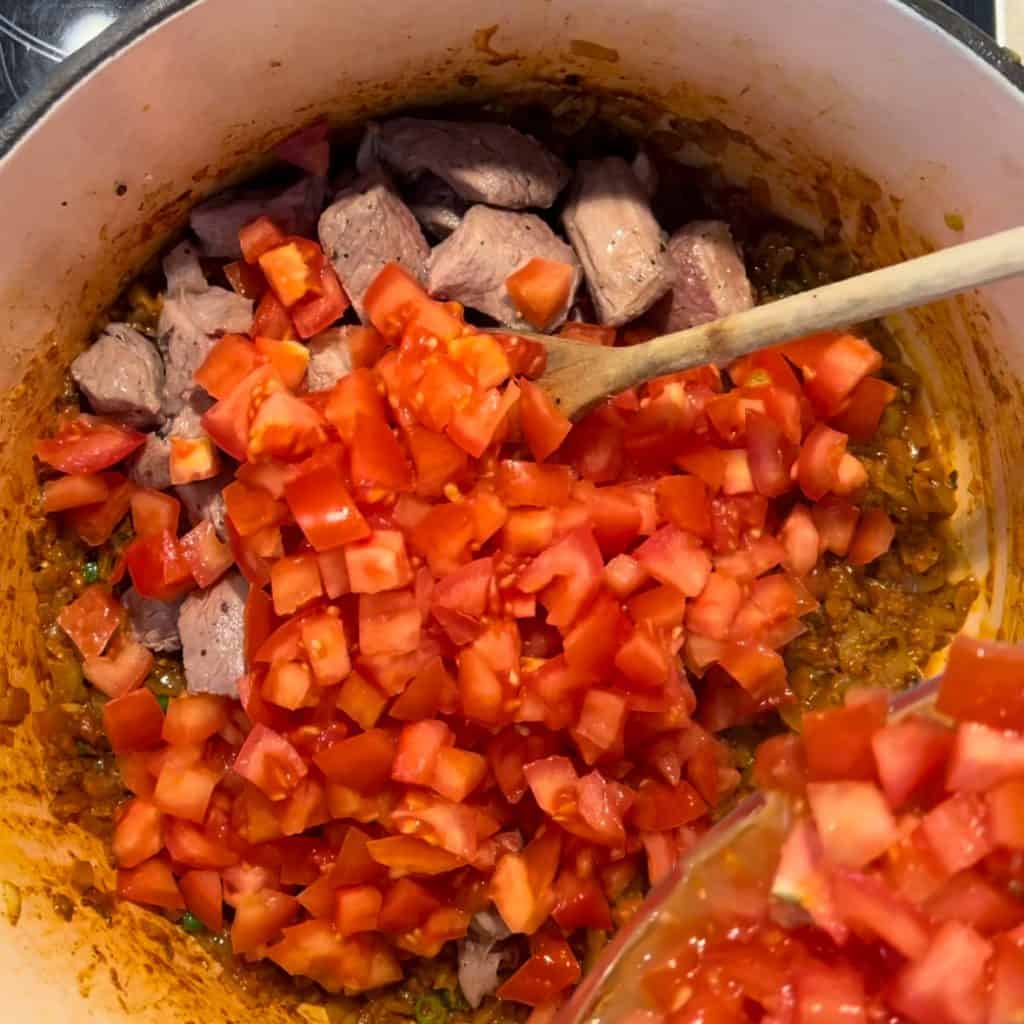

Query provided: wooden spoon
[525,226,1024,420]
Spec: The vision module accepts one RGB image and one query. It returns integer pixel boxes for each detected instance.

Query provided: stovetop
[0,0,1001,120]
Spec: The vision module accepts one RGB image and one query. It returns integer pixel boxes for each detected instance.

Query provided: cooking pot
[1,0,1022,1019]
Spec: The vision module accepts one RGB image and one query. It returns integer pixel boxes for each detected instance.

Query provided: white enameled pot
[0,1,1021,1019]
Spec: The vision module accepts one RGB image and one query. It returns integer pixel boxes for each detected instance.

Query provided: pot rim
[0,0,1021,164]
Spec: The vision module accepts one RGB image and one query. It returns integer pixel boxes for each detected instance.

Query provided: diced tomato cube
[233,723,308,800]
[117,857,185,910]
[938,635,1024,731]
[519,379,572,462]
[920,792,993,876]
[505,258,575,331]
[345,529,413,594]
[179,519,234,588]
[56,585,122,661]
[872,714,954,808]
[806,781,897,868]
[392,720,453,786]
[987,778,1024,850]
[103,688,165,753]
[112,798,164,869]
[803,692,889,782]
[314,729,395,793]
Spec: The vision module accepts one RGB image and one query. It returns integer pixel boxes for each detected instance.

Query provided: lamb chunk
[363,118,569,210]
[123,587,181,652]
[318,171,429,320]
[407,174,467,240]
[190,175,327,258]
[561,157,673,326]
[428,206,580,329]
[163,240,206,293]
[159,288,252,415]
[70,324,164,428]
[178,572,247,697]
[655,220,755,330]
[177,473,229,539]
[127,434,171,490]
[306,328,354,391]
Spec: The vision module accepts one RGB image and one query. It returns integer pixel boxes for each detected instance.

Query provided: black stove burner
[0,0,1000,121]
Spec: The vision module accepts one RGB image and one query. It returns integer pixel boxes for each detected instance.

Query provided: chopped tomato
[240,215,288,263]
[519,379,573,461]
[203,364,285,461]
[117,857,185,910]
[57,585,122,658]
[448,382,521,458]
[233,724,308,800]
[66,473,137,546]
[259,240,322,308]
[255,336,311,389]
[83,636,154,698]
[195,334,262,400]
[831,376,899,441]
[42,472,110,512]
[124,530,194,601]
[248,390,327,463]
[271,552,323,615]
[224,260,267,300]
[103,688,165,753]
[807,781,897,868]
[350,416,413,494]
[293,263,350,339]
[559,321,616,346]
[497,928,581,1006]
[112,798,164,869]
[314,729,396,793]
[506,258,575,330]
[848,507,895,566]
[363,262,463,343]
[180,870,224,932]
[35,414,145,473]
[179,519,235,587]
[937,635,1024,730]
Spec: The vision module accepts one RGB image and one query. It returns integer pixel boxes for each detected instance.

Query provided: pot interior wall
[0,0,1021,1019]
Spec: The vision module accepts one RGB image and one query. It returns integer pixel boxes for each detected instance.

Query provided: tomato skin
[103,688,165,753]
[35,414,145,474]
[117,857,185,910]
[497,928,581,1006]
[519,379,573,461]
[57,585,122,658]
[233,724,308,801]
[180,870,224,932]
[937,635,1024,731]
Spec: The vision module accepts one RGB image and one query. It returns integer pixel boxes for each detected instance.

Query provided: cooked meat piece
[178,572,247,697]
[632,149,658,198]
[428,206,580,329]
[654,220,755,330]
[407,174,468,240]
[190,175,327,258]
[163,240,207,294]
[159,289,252,415]
[306,328,354,391]
[70,323,165,429]
[123,587,182,652]
[127,434,172,491]
[561,157,673,326]
[177,473,230,539]
[362,118,569,210]
[166,395,211,439]
[318,171,429,321]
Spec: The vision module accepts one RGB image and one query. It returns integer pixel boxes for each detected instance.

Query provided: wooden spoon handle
[615,225,1024,385]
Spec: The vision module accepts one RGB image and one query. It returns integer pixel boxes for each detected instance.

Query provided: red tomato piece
[179,518,235,589]
[203,365,286,460]
[255,336,311,389]
[830,376,899,441]
[239,215,288,263]
[848,506,895,566]
[505,258,575,330]
[42,472,110,513]
[259,241,320,308]
[920,791,993,876]
[66,473,137,546]
[497,928,581,1006]
[390,658,458,722]
[364,262,464,343]
[937,635,1024,731]
[392,720,453,786]
[378,878,442,932]
[233,723,308,800]
[802,333,883,416]
[117,857,185,910]
[285,455,369,552]
[335,884,382,937]
[871,714,954,808]
[270,552,323,615]
[293,264,350,339]
[112,798,164,869]
[431,747,487,803]
[180,870,224,932]
[407,425,469,497]
[358,590,421,656]
[103,688,165,753]
[802,692,889,782]
[83,636,154,698]
[448,382,521,458]
[987,778,1024,850]
[365,835,463,876]
[806,781,897,868]
[57,585,121,658]
[796,422,848,500]
[889,921,992,1024]
[154,758,220,824]
[314,729,396,793]
[248,390,327,463]
[516,526,604,629]
[231,889,299,955]
[519,379,573,462]
[350,415,413,494]
[632,780,707,831]
[496,460,573,508]
[224,260,267,300]
[35,414,145,474]
[195,334,262,400]
[262,660,313,710]
[345,529,413,594]
[635,526,712,598]
[794,960,868,1024]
